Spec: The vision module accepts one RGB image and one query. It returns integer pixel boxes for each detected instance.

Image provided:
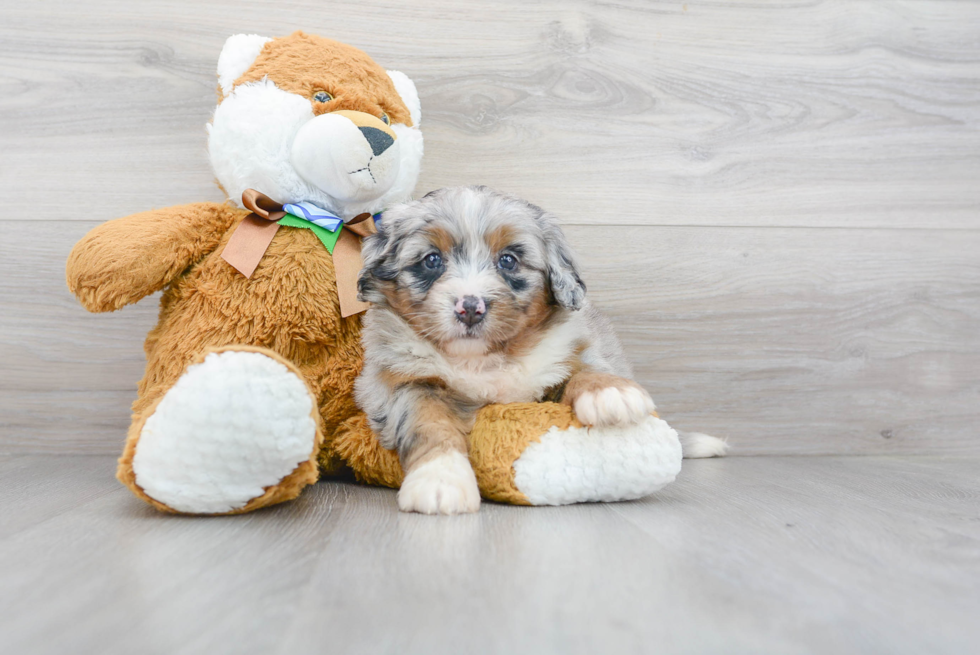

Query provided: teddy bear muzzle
[291,109,401,203]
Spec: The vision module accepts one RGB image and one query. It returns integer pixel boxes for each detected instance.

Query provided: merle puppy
[355,186,723,514]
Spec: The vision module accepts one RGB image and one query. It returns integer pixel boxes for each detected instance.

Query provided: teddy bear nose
[358,126,394,156]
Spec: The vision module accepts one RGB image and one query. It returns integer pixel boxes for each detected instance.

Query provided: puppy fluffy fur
[356,186,720,515]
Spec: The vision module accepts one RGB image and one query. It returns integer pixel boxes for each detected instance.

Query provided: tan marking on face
[377,281,448,345]
[379,283,423,327]
[230,31,413,127]
[489,289,558,356]
[375,232,458,346]
[425,226,454,255]
[485,224,517,256]
[477,228,558,354]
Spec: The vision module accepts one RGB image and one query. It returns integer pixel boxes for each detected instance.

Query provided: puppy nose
[454,295,487,326]
[359,126,395,156]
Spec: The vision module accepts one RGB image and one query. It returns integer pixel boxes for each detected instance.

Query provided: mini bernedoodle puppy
[355,186,724,515]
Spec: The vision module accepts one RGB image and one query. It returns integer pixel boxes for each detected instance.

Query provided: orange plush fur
[66,34,411,511]
[235,33,413,127]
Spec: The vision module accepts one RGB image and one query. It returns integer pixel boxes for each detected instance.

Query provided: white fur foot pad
[512,415,682,506]
[398,451,481,515]
[133,351,317,514]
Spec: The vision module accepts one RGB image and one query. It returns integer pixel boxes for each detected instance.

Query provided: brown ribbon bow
[220,189,376,317]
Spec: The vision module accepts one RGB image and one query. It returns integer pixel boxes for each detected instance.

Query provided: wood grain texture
[0,455,978,654]
[1,0,979,456]
[2,221,978,455]
[0,455,120,539]
[1,0,979,227]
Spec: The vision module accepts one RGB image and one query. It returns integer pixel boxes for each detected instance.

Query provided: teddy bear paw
[132,350,318,514]
[397,451,481,515]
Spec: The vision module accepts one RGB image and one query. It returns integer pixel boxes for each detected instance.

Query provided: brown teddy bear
[66,32,695,515]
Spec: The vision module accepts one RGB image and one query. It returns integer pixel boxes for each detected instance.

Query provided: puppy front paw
[573,385,656,427]
[398,451,481,515]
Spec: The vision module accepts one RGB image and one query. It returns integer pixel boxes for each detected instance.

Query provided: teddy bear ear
[386,70,421,127]
[217,34,273,97]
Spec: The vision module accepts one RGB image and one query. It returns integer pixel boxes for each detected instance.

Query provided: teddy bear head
[208,32,423,219]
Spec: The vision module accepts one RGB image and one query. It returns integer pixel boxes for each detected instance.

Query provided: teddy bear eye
[381,112,390,125]
[313,91,332,103]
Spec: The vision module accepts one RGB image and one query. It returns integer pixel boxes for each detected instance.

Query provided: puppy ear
[541,216,586,310]
[217,34,272,97]
[386,70,421,127]
[357,229,399,304]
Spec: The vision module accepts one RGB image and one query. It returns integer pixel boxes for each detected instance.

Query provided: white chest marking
[392,319,584,405]
[441,354,567,404]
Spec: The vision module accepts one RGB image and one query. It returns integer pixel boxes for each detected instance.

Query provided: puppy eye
[381,112,390,125]
[313,91,333,103]
[423,252,443,269]
[497,254,518,271]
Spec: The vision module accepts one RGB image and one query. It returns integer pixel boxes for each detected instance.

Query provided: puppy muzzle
[454,295,487,327]
[291,110,401,203]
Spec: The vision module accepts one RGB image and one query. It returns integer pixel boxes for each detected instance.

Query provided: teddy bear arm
[66,202,240,312]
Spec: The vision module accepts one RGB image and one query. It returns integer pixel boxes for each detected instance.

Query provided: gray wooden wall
[1,0,978,456]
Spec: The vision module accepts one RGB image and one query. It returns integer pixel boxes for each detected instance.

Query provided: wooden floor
[0,454,977,655]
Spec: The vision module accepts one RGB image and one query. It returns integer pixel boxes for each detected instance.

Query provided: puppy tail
[679,432,730,459]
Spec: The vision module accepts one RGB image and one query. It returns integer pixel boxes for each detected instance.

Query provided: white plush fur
[208,81,423,217]
[398,451,481,515]
[386,70,421,126]
[132,351,317,514]
[217,34,272,97]
[291,112,401,204]
[513,415,682,505]
[679,432,730,458]
[372,121,423,215]
[208,45,424,218]
[209,80,314,206]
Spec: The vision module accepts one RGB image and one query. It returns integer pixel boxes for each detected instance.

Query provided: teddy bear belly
[135,227,361,418]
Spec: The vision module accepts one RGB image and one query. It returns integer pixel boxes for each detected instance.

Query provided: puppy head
[359,186,586,356]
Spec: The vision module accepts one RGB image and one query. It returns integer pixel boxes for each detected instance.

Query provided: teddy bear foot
[121,347,322,514]
[510,414,682,505]
[470,403,682,507]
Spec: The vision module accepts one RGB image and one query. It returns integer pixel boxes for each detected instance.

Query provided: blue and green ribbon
[279,201,381,254]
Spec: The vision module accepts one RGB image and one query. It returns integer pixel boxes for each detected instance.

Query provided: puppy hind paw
[398,451,481,515]
[574,386,656,427]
